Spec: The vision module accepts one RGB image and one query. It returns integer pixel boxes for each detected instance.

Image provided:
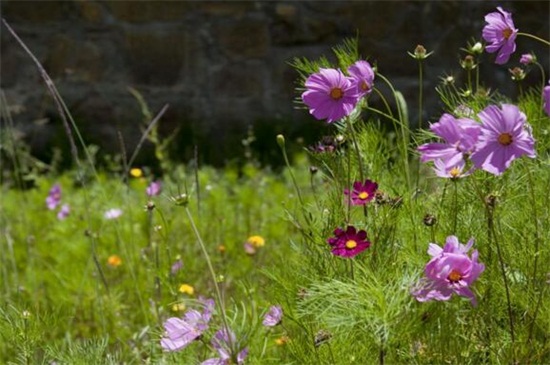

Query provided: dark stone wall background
[1,1,549,167]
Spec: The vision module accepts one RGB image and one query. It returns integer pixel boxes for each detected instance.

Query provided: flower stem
[517,32,550,46]
[486,203,515,359]
[184,207,233,352]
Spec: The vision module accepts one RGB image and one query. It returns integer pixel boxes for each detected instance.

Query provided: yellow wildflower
[247,235,265,248]
[107,255,122,267]
[179,284,194,295]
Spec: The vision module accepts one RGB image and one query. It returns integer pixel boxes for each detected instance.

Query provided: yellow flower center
[361,81,370,91]
[345,240,357,249]
[449,167,460,178]
[330,87,344,100]
[358,192,369,200]
[498,132,513,146]
[502,28,513,40]
[447,270,462,283]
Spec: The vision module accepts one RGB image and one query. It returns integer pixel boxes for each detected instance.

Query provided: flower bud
[461,55,476,70]
[509,67,526,81]
[276,134,286,149]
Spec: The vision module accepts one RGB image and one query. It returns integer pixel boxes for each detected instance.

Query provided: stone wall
[1,1,548,167]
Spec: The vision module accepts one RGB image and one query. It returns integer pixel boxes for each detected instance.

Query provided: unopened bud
[276,134,285,149]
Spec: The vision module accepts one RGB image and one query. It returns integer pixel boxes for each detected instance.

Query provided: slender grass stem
[184,206,234,353]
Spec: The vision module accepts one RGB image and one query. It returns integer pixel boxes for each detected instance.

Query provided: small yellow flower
[247,235,265,248]
[107,255,122,267]
[171,303,186,312]
[218,244,226,253]
[130,168,143,178]
[275,336,290,346]
[179,284,194,295]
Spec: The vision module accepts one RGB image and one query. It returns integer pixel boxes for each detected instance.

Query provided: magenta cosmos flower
[412,236,485,306]
[470,104,535,175]
[262,305,283,327]
[544,82,550,117]
[146,180,162,197]
[327,226,371,258]
[344,179,378,205]
[302,68,359,123]
[46,184,62,210]
[347,60,375,98]
[482,7,518,64]
[160,298,215,351]
[201,328,248,365]
[417,113,480,172]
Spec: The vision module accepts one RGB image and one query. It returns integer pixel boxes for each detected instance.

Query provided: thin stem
[347,118,365,181]
[184,207,233,352]
[517,32,550,46]
[376,72,411,190]
[415,60,424,190]
[452,180,458,233]
[486,205,515,359]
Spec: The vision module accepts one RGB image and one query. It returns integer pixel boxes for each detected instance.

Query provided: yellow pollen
[361,81,370,91]
[358,192,369,200]
[502,28,513,40]
[345,240,357,249]
[449,167,460,178]
[330,88,344,100]
[448,270,462,283]
[498,132,513,146]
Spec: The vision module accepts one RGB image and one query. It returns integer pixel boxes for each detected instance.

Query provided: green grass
[2,17,550,364]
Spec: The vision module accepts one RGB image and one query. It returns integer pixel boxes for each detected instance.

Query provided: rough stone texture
[1,0,548,167]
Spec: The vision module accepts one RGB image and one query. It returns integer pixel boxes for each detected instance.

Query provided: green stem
[184,207,234,353]
[517,32,550,46]
[376,72,411,190]
[486,204,515,359]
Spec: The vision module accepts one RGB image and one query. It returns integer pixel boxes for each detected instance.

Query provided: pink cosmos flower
[433,159,472,179]
[146,181,162,197]
[470,104,535,175]
[519,53,535,65]
[417,113,480,173]
[57,204,70,220]
[171,259,183,275]
[46,184,62,210]
[344,179,378,205]
[302,68,359,123]
[544,82,550,117]
[347,60,375,98]
[327,226,371,258]
[201,328,248,365]
[482,7,518,64]
[161,298,214,352]
[262,305,283,327]
[412,236,485,306]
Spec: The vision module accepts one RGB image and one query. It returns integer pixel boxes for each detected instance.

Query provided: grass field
[2,8,550,364]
